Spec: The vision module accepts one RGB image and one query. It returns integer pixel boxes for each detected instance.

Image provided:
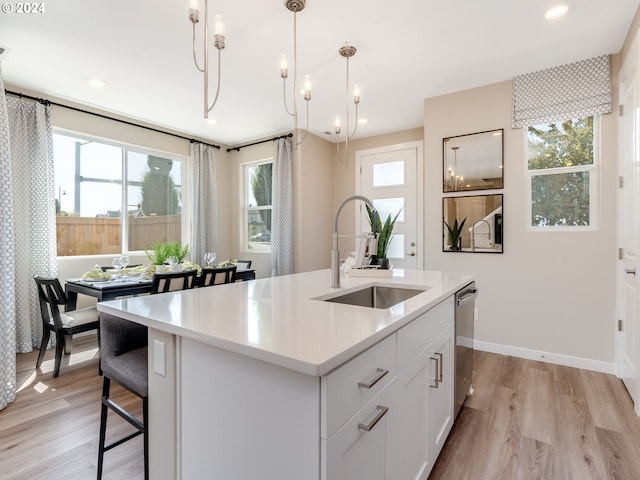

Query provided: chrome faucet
[332,195,377,288]
[471,219,492,251]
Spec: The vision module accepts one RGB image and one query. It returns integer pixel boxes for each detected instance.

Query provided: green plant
[366,205,402,258]
[145,242,190,265]
[444,217,467,250]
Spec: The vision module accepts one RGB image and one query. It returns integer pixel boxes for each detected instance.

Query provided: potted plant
[145,242,190,271]
[366,205,402,268]
[444,217,467,251]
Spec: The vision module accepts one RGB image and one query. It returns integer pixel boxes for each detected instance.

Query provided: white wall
[424,79,619,372]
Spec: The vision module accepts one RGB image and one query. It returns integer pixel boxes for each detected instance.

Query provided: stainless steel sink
[319,285,427,309]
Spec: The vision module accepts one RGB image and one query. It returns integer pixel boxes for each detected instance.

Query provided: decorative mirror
[443,129,504,192]
[443,194,503,253]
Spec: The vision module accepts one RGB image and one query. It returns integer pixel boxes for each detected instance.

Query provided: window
[243,161,272,252]
[54,132,184,256]
[526,116,598,229]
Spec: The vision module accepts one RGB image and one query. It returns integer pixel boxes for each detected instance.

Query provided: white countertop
[97,269,475,376]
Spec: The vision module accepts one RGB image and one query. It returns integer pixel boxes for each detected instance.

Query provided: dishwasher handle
[456,287,478,306]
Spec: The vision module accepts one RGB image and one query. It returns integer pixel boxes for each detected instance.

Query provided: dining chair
[198,265,237,287]
[33,276,100,378]
[235,259,252,269]
[150,269,197,294]
[97,313,148,480]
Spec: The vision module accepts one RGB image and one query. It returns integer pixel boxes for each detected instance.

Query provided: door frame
[617,27,640,414]
[355,141,424,270]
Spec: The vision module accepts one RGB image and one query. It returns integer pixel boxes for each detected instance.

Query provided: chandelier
[281,0,311,149]
[334,44,361,165]
[189,0,225,119]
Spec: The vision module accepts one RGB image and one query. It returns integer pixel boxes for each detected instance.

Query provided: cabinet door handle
[626,268,636,275]
[429,356,440,388]
[436,352,444,382]
[358,368,389,389]
[357,405,389,432]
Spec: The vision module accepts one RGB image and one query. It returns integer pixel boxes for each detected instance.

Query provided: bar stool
[97,313,148,480]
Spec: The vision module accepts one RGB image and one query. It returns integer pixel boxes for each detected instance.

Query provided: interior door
[618,33,640,413]
[357,142,422,270]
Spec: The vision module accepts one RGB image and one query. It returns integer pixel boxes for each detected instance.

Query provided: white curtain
[0,65,17,410]
[512,55,611,128]
[270,137,293,276]
[189,142,218,267]
[0,71,57,410]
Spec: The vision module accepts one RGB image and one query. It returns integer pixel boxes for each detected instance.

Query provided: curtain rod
[4,89,221,150]
[226,132,292,152]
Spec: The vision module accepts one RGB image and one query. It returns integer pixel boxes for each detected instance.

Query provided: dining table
[65,267,256,310]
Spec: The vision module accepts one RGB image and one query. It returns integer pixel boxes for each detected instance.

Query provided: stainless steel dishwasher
[454,282,477,418]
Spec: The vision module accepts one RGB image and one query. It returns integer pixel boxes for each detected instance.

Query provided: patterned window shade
[512,55,611,128]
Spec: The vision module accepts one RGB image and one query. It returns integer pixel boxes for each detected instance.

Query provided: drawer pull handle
[358,368,389,389]
[429,356,440,388]
[357,405,389,432]
[436,352,444,382]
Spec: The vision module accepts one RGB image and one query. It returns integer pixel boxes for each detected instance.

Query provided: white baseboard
[474,340,617,375]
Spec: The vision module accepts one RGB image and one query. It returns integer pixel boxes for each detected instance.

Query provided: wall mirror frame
[443,194,503,253]
[443,129,504,192]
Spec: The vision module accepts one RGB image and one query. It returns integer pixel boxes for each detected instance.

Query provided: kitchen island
[98,268,475,480]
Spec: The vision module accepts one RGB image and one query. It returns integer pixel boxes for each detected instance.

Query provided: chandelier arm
[283,78,294,117]
[192,24,205,73]
[207,48,222,113]
[336,139,347,166]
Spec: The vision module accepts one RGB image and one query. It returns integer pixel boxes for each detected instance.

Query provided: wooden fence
[56,214,181,256]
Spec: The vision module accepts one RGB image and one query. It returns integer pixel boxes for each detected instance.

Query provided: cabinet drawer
[322,379,394,480]
[397,296,454,370]
[321,334,396,438]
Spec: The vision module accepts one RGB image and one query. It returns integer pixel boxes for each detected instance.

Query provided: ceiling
[0,0,637,147]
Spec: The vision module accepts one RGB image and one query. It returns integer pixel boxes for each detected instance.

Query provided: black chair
[235,260,252,269]
[34,276,100,378]
[198,265,237,287]
[150,269,197,294]
[97,313,149,480]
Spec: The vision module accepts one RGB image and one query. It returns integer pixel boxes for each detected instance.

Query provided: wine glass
[119,254,130,273]
[204,251,216,267]
[111,257,122,278]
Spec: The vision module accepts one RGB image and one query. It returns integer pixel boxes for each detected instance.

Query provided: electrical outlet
[474,307,479,321]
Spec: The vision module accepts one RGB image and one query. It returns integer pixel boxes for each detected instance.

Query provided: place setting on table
[64,253,256,309]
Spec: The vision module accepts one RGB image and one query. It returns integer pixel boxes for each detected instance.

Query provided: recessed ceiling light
[87,77,107,88]
[357,118,368,125]
[206,118,217,125]
[545,4,569,20]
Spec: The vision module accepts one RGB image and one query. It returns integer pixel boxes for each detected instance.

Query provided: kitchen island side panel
[179,336,321,480]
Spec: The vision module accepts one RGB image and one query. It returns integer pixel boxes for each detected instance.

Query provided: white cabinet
[324,297,456,480]
[388,349,430,479]
[324,380,394,480]
[426,321,455,470]
[389,297,455,480]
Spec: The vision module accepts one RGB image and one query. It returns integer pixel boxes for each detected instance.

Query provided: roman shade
[512,55,611,128]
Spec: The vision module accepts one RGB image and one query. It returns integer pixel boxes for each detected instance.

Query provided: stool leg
[97,377,110,480]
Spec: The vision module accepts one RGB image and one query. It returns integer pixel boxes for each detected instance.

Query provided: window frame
[524,116,600,232]
[53,128,188,256]
[240,157,273,254]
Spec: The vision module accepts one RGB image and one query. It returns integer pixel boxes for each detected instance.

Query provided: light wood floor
[0,334,144,480]
[429,350,640,480]
[2,337,640,480]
